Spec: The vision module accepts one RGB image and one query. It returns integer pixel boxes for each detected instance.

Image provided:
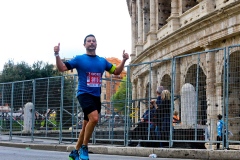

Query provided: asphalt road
[0,146,197,160]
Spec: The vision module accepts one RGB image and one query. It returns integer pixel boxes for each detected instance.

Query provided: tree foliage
[112,76,127,113]
[0,60,61,82]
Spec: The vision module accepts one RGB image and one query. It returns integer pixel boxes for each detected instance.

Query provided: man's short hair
[156,86,164,94]
[84,34,95,44]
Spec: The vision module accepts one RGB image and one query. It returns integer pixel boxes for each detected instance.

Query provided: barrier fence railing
[0,45,240,149]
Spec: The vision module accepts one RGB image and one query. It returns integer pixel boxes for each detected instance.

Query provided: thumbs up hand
[54,43,60,54]
[122,50,129,61]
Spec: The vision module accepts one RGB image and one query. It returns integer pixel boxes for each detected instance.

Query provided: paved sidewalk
[0,135,239,159]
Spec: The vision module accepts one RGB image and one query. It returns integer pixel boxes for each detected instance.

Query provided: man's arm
[56,56,68,72]
[54,43,68,72]
[113,50,129,75]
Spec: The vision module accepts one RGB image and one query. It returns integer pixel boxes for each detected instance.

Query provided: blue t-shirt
[217,119,224,136]
[65,54,114,97]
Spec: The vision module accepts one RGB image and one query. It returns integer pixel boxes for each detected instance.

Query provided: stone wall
[127,0,240,143]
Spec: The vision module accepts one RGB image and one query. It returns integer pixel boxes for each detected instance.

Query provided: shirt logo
[87,72,101,87]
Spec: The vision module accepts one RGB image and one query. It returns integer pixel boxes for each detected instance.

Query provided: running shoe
[79,145,89,160]
[69,149,79,160]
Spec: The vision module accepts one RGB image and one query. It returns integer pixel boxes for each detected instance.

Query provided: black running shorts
[77,93,101,121]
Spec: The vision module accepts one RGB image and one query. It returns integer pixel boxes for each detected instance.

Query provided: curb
[0,141,240,159]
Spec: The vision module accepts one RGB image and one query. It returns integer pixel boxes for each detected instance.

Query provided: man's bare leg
[76,120,88,150]
[82,110,99,145]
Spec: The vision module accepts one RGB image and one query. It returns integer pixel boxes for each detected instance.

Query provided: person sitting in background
[140,100,156,123]
[134,100,156,147]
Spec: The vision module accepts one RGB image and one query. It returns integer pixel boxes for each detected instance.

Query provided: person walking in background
[216,114,225,150]
[54,34,129,160]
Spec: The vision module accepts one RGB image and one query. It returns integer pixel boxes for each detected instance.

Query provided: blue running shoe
[69,149,79,160]
[79,145,89,160]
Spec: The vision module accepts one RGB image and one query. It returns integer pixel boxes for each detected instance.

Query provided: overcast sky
[0,0,131,71]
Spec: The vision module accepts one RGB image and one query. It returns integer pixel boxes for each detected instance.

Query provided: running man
[54,34,129,160]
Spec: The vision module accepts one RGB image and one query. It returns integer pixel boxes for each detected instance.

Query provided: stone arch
[227,50,240,140]
[160,74,171,91]
[228,51,240,86]
[182,0,198,13]
[218,50,240,103]
[157,61,172,86]
[185,64,206,87]
[157,0,171,29]
[217,48,240,83]
[184,64,207,125]
[182,59,207,87]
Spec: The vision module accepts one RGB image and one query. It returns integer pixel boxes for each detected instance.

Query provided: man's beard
[87,47,96,52]
[87,48,96,52]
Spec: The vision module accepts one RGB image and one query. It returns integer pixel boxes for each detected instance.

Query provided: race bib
[87,72,101,87]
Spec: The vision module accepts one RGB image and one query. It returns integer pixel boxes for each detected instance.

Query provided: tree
[0,60,61,83]
[0,60,31,82]
[112,76,127,113]
[0,60,62,108]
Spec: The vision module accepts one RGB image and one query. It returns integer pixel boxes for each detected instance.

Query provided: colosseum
[126,0,240,147]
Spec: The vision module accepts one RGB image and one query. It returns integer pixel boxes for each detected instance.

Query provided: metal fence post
[194,54,200,141]
[109,74,113,144]
[170,58,176,147]
[0,84,4,134]
[9,83,14,141]
[147,63,152,140]
[45,78,49,137]
[31,79,36,142]
[224,47,229,149]
[125,65,131,146]
[21,82,24,136]
[59,76,64,144]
